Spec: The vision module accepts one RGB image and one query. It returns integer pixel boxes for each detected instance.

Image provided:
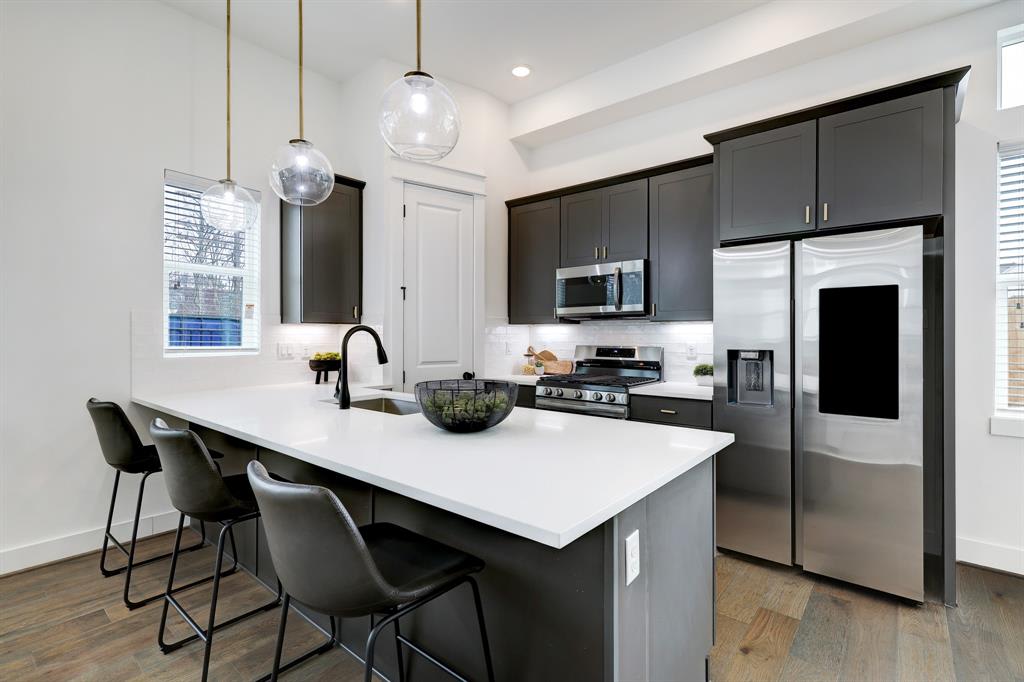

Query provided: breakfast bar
[133,382,733,682]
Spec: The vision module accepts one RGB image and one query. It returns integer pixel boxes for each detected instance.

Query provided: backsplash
[484,320,713,383]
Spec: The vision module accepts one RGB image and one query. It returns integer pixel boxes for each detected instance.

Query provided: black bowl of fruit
[414,380,518,433]
[309,352,341,384]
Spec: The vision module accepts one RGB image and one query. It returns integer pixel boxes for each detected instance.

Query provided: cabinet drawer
[629,395,711,429]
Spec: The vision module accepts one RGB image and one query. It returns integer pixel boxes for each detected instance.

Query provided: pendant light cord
[226,0,232,180]
[416,0,421,72]
[298,0,304,139]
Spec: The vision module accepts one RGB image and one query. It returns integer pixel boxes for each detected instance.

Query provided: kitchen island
[134,382,733,682]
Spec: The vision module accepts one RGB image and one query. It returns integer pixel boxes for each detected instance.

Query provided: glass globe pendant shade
[379,72,460,161]
[269,138,334,206]
[200,179,259,232]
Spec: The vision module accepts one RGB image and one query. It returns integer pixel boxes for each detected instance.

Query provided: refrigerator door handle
[793,242,804,567]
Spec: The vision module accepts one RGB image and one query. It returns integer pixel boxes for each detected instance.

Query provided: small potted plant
[534,360,545,376]
[693,363,713,387]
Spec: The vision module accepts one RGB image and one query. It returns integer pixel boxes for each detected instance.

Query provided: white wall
[507,1,1024,574]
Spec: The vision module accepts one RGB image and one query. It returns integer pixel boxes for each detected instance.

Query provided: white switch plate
[625,530,640,586]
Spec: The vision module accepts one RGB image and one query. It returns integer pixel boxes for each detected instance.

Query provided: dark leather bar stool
[86,398,224,609]
[247,460,495,682]
[150,419,282,682]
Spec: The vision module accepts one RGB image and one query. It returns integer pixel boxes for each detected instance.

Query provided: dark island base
[188,423,714,682]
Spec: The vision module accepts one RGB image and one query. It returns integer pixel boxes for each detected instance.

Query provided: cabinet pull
[553,307,557,320]
[602,246,608,259]
[659,409,677,415]
[652,303,657,317]
[823,202,829,222]
[804,205,810,224]
[594,246,599,259]
[353,305,359,319]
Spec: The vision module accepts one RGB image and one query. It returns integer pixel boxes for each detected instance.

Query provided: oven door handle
[535,396,628,419]
[613,266,622,311]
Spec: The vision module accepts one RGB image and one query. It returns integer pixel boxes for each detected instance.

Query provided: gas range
[534,345,663,419]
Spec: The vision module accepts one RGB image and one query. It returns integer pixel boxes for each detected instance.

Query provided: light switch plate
[625,530,640,586]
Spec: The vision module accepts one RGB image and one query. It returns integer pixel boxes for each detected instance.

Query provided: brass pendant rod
[298,0,304,139]
[416,0,421,72]
[226,0,232,180]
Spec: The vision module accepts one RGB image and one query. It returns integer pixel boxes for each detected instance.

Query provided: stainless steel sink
[349,397,421,415]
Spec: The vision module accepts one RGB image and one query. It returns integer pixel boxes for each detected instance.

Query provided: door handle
[659,409,677,415]
[602,246,608,259]
[823,202,829,222]
[804,205,810,224]
[613,266,623,310]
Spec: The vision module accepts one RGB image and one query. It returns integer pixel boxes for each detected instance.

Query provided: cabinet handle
[659,409,677,415]
[804,205,810,224]
[602,246,608,259]
[553,307,557,320]
[652,303,657,317]
[353,305,359,319]
[594,246,599,259]
[823,202,829,222]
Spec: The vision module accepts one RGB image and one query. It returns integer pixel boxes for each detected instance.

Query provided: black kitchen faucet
[335,325,389,409]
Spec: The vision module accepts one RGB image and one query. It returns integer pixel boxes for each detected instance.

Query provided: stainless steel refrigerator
[713,226,924,601]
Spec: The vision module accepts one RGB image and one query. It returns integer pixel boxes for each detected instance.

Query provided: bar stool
[87,398,224,609]
[247,460,495,682]
[150,419,283,682]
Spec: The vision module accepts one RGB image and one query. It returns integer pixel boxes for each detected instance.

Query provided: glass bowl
[414,380,518,433]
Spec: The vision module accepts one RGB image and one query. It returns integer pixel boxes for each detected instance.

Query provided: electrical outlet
[625,530,640,586]
[276,343,294,360]
[505,341,512,355]
[687,344,697,359]
[301,345,311,359]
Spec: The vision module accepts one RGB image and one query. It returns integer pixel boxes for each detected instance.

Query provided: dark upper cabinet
[560,188,604,267]
[605,179,649,262]
[649,166,713,321]
[281,177,363,324]
[560,180,648,267]
[817,89,943,229]
[718,121,817,241]
[509,198,560,324]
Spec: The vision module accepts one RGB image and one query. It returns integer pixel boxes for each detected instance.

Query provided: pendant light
[200,0,258,232]
[378,0,460,161]
[269,0,334,205]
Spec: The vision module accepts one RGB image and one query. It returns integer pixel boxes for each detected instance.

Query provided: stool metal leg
[467,577,495,682]
[394,618,406,682]
[99,471,123,577]
[257,596,338,682]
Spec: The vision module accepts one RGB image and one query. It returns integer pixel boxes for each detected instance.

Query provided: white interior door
[402,183,475,390]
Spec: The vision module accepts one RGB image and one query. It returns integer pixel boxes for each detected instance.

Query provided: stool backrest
[86,398,145,471]
[150,419,241,517]
[247,460,396,615]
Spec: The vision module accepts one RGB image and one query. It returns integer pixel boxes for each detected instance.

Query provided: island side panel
[374,488,610,682]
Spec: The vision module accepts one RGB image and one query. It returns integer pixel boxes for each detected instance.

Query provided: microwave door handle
[613,266,622,310]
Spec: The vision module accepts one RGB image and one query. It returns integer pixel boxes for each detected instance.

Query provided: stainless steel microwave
[555,260,647,318]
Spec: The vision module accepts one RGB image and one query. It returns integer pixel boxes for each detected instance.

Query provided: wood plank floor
[1,532,1021,681]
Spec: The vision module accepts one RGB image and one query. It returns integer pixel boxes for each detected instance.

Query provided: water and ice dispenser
[726,350,774,407]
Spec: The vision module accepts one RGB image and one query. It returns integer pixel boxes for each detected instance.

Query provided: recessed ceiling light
[511,65,532,78]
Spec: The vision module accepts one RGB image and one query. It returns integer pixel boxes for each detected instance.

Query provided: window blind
[162,170,261,352]
[997,141,1024,410]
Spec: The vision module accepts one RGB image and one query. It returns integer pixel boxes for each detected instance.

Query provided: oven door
[555,260,646,317]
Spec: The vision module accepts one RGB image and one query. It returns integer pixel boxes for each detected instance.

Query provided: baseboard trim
[0,510,182,576]
[957,535,1024,576]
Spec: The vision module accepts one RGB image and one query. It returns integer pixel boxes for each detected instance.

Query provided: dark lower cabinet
[817,89,943,228]
[515,385,535,408]
[509,198,560,324]
[717,121,817,241]
[281,176,364,324]
[649,166,713,321]
[560,188,604,267]
[629,395,712,429]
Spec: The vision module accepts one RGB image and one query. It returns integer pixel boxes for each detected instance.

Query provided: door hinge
[401,286,407,300]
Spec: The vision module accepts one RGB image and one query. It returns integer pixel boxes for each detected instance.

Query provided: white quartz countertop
[133,382,732,549]
[493,375,712,401]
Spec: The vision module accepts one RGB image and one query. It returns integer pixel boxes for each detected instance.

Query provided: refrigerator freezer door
[713,241,792,565]
[798,226,924,601]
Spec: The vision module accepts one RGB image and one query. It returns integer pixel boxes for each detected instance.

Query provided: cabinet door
[604,178,648,262]
[818,90,942,228]
[509,199,560,324]
[649,166,713,321]
[718,121,817,241]
[301,182,361,323]
[560,188,603,267]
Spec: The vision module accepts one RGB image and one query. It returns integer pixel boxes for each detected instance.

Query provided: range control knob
[542,387,553,396]
[574,390,583,399]
[605,393,617,403]
[555,388,564,397]
[592,392,603,401]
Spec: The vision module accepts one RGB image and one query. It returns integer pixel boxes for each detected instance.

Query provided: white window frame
[994,141,1024,436]
[162,169,261,356]
[997,24,1024,111]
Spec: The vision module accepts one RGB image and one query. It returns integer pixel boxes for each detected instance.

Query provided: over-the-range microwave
[555,260,647,319]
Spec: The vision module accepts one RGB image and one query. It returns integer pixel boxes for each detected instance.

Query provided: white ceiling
[162,0,767,103]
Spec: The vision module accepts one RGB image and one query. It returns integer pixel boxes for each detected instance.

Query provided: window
[998,24,1024,110]
[163,170,260,353]
[997,141,1024,411]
